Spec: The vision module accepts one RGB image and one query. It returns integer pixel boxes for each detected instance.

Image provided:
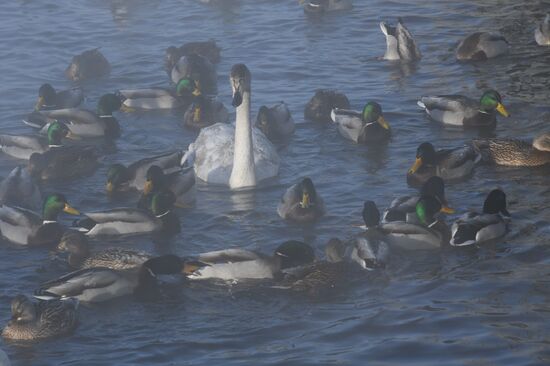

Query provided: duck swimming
[535,14,550,46]
[255,102,295,141]
[2,295,78,340]
[170,54,218,96]
[299,0,353,13]
[417,90,510,128]
[185,64,280,189]
[304,89,350,123]
[34,83,83,111]
[331,101,391,144]
[455,32,509,61]
[0,121,71,160]
[183,95,229,130]
[471,132,550,166]
[136,165,195,209]
[406,142,480,187]
[65,48,110,81]
[379,18,421,61]
[0,166,42,211]
[0,194,80,246]
[164,40,221,71]
[277,177,325,223]
[450,189,510,247]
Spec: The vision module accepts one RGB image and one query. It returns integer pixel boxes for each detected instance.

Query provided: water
[1,0,550,364]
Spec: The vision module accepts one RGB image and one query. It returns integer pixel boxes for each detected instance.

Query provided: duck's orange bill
[496,103,509,117]
[408,157,422,174]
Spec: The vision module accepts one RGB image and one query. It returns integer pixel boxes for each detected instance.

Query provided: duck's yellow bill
[63,204,80,215]
[192,81,201,97]
[496,103,509,117]
[440,206,455,214]
[143,180,153,195]
[193,106,202,122]
[408,157,423,174]
[106,182,114,193]
[35,96,45,111]
[120,104,135,113]
[378,116,390,130]
[300,192,310,209]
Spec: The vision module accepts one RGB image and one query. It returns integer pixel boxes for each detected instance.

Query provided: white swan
[185,64,280,189]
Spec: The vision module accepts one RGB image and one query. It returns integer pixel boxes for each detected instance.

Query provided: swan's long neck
[230,90,256,189]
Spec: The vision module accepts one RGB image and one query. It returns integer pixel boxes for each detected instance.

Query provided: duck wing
[0,134,47,160]
[0,166,42,211]
[0,205,42,245]
[55,88,84,109]
[197,248,265,264]
[450,212,505,246]
[331,108,363,142]
[37,267,120,299]
[396,19,421,60]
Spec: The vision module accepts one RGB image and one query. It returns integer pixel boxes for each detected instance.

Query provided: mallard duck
[535,14,550,46]
[116,77,199,111]
[57,231,151,270]
[379,18,422,61]
[2,295,78,340]
[383,176,454,223]
[65,48,110,81]
[182,95,229,129]
[74,190,180,237]
[28,144,99,182]
[417,90,510,128]
[471,132,550,166]
[106,150,186,193]
[185,64,280,188]
[450,189,510,247]
[35,84,83,111]
[304,89,350,123]
[331,101,390,143]
[0,121,71,160]
[406,142,480,187]
[35,255,205,303]
[24,94,122,139]
[170,54,217,96]
[254,102,295,142]
[0,166,42,211]
[277,177,325,223]
[164,40,221,71]
[187,240,315,281]
[299,0,353,13]
[136,165,195,209]
[455,32,509,61]
[0,194,80,246]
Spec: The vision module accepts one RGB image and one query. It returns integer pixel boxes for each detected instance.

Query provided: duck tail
[416,100,426,110]
[180,147,195,168]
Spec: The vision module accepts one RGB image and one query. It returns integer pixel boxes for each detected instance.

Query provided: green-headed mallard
[170,54,217,96]
[35,83,83,111]
[137,165,195,209]
[74,190,180,237]
[417,90,510,128]
[183,95,229,130]
[300,0,353,13]
[106,150,186,193]
[455,32,509,61]
[65,48,110,81]
[535,14,550,46]
[164,40,221,71]
[450,189,510,247]
[2,295,78,340]
[24,94,122,139]
[0,121,71,160]
[28,144,99,182]
[277,177,325,223]
[35,255,205,303]
[57,231,151,270]
[0,194,80,246]
[0,166,42,211]
[304,89,350,123]
[254,102,295,142]
[187,240,315,281]
[406,142,480,187]
[331,101,391,143]
[379,18,422,61]
[471,132,550,166]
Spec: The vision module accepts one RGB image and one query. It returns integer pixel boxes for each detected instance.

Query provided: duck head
[10,295,36,323]
[46,121,71,146]
[415,195,452,226]
[483,189,510,217]
[230,64,251,107]
[143,165,166,195]
[275,240,315,269]
[420,177,454,214]
[362,200,381,228]
[362,101,390,129]
[42,194,80,222]
[409,142,437,174]
[57,231,90,267]
[36,83,56,110]
[106,164,130,193]
[176,77,200,98]
[480,90,509,117]
[97,93,122,116]
[255,105,274,136]
[297,177,318,209]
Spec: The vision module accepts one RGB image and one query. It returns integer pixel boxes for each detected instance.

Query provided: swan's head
[533,132,550,152]
[230,63,251,107]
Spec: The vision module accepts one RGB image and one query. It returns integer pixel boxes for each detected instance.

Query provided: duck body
[304,89,350,123]
[380,221,448,250]
[455,32,509,61]
[255,102,295,141]
[471,133,550,166]
[535,14,550,46]
[28,145,100,182]
[74,209,164,237]
[117,88,184,110]
[183,96,229,130]
[165,40,221,71]
[171,54,217,96]
[379,18,421,61]
[35,84,83,111]
[0,134,49,160]
[65,48,110,81]
[0,166,42,211]
[277,178,325,223]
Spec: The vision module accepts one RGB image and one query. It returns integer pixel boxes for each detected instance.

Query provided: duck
[164,40,221,71]
[535,14,550,46]
[136,165,195,209]
[0,120,71,160]
[471,132,550,166]
[383,176,454,223]
[304,89,350,123]
[255,102,295,141]
[0,166,42,211]
[28,144,100,182]
[450,189,510,247]
[57,230,151,270]
[417,90,510,128]
[116,77,200,111]
[74,190,180,237]
[299,0,353,13]
[185,64,280,189]
[406,142,480,187]
[0,194,80,246]
[455,32,509,61]
[187,240,315,281]
[170,54,218,96]
[330,101,391,143]
[182,94,229,130]
[379,18,422,61]
[34,83,83,111]
[277,177,325,223]
[106,150,186,193]
[65,48,110,81]
[24,93,122,139]
[35,255,206,303]
[2,295,78,340]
